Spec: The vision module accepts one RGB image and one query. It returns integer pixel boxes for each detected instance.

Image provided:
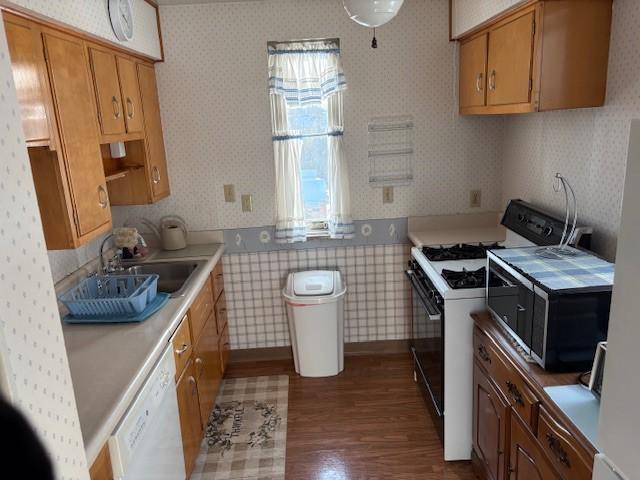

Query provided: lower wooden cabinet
[89,443,113,480]
[176,359,203,479]
[510,413,560,480]
[473,363,508,480]
[194,312,223,428]
[471,313,595,480]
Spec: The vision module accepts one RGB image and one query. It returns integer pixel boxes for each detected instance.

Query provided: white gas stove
[407,200,592,461]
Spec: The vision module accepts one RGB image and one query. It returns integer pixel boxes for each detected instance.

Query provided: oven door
[487,254,534,353]
[406,267,444,435]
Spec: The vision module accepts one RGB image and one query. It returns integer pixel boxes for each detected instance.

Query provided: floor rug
[190,375,289,480]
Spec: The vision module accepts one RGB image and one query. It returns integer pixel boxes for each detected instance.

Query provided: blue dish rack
[59,274,159,318]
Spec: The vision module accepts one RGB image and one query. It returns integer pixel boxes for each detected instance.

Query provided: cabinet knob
[175,343,189,355]
[111,95,121,118]
[152,166,161,184]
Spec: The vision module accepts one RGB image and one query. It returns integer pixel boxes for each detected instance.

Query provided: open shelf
[104,165,144,183]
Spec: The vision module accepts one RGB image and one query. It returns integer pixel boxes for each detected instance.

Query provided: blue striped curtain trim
[268,48,341,55]
[269,74,346,88]
[272,131,343,141]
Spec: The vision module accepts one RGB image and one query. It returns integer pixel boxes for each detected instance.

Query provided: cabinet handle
[506,380,524,406]
[188,376,197,395]
[175,343,189,355]
[125,97,134,119]
[195,357,204,378]
[111,96,121,118]
[97,185,108,209]
[477,344,491,364]
[489,70,497,91]
[152,166,161,184]
[476,72,483,92]
[215,273,224,280]
[546,433,571,468]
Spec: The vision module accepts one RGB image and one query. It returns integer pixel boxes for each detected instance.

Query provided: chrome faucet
[98,234,122,274]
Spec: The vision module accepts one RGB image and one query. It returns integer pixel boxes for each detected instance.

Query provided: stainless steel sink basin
[125,260,206,297]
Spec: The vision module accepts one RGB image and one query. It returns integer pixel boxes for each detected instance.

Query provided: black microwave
[486,252,612,371]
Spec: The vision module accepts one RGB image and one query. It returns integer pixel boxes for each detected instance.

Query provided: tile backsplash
[224,244,411,350]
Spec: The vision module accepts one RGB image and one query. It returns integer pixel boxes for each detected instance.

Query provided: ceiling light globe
[343,0,405,28]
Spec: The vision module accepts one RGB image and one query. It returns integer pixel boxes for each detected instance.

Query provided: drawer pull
[175,343,189,355]
[506,380,524,406]
[477,344,491,363]
[215,273,224,280]
[546,433,571,468]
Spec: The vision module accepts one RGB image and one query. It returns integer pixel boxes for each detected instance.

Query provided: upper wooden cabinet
[116,56,144,134]
[3,14,56,148]
[138,62,170,201]
[4,10,172,248]
[89,47,127,137]
[459,0,613,115]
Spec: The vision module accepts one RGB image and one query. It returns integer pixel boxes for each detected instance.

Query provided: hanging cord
[371,28,377,48]
[553,173,578,250]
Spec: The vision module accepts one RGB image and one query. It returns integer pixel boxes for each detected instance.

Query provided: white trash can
[283,270,346,377]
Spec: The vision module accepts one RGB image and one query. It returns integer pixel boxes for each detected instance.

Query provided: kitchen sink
[125,260,206,297]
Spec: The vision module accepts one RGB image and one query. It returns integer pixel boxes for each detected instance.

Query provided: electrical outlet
[241,194,253,212]
[470,189,482,208]
[383,186,394,204]
[223,184,235,202]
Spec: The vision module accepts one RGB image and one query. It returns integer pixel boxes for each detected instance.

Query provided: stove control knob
[517,213,528,223]
[543,226,553,237]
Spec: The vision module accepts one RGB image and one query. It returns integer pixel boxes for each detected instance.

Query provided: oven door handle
[405,270,442,321]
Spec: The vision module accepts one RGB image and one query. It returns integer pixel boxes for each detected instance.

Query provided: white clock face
[109,0,134,42]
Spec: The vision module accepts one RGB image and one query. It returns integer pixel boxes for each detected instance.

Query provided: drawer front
[189,279,214,344]
[211,262,224,302]
[474,327,539,428]
[171,315,192,381]
[214,291,227,335]
[219,323,230,374]
[537,406,592,480]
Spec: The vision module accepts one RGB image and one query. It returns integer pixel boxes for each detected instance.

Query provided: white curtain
[270,94,306,243]
[327,92,354,238]
[268,40,353,242]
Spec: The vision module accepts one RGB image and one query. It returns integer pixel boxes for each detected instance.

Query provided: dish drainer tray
[59,274,159,317]
[63,293,170,324]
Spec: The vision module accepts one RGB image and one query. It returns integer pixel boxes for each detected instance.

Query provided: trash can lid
[292,270,335,296]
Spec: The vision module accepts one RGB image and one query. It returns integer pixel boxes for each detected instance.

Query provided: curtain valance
[268,40,347,105]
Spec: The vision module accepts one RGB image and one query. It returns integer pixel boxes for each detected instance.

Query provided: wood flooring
[225,353,477,480]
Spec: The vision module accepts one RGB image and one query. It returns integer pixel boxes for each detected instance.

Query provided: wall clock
[109,0,134,42]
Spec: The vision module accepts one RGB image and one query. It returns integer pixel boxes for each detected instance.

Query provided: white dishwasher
[108,345,186,480]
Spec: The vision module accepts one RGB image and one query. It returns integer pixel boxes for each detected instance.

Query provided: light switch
[241,194,253,212]
[383,186,394,204]
[223,184,235,202]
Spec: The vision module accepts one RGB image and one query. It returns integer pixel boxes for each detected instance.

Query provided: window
[287,101,330,231]
[268,39,353,243]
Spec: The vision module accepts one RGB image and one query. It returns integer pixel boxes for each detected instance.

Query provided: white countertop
[61,244,225,465]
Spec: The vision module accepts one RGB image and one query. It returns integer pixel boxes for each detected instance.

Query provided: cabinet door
[176,360,203,479]
[194,313,222,428]
[3,14,55,147]
[459,33,488,109]
[137,63,170,200]
[473,363,508,480]
[89,48,126,136]
[487,12,535,107]
[43,31,111,237]
[510,413,560,480]
[116,56,144,133]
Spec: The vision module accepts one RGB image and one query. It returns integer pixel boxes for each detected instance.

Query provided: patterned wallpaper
[225,244,411,349]
[0,21,89,480]
[112,0,505,231]
[502,0,638,261]
[451,0,525,38]
[8,0,162,59]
